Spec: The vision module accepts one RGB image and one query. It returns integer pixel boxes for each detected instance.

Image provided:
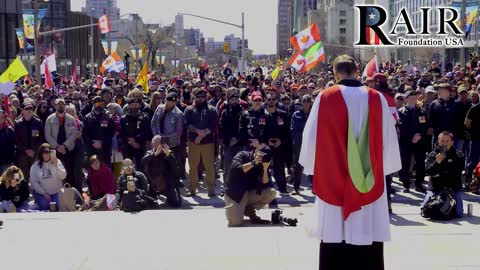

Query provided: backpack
[421,189,457,220]
[58,183,84,212]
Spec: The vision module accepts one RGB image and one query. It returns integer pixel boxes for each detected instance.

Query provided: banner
[176,60,180,68]
[22,12,34,39]
[156,55,160,65]
[15,28,25,49]
[111,41,118,52]
[131,48,138,61]
[452,1,479,37]
[40,54,57,74]
[161,56,166,65]
[171,60,175,66]
[138,48,143,61]
[101,40,109,55]
[22,9,47,39]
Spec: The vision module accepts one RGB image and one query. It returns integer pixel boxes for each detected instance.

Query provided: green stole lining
[347,112,375,193]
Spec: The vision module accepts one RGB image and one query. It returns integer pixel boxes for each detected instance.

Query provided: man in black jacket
[220,88,244,182]
[114,159,154,211]
[120,98,150,167]
[429,83,457,141]
[83,96,114,166]
[15,100,44,180]
[183,88,218,197]
[141,136,181,208]
[224,145,277,226]
[425,131,464,217]
[264,93,290,194]
[397,91,428,193]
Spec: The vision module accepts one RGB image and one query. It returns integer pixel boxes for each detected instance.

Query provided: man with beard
[240,92,267,150]
[44,98,78,188]
[120,98,150,168]
[151,92,185,184]
[183,88,218,197]
[83,96,114,166]
[264,93,290,194]
[141,135,182,208]
[220,88,244,182]
[15,100,44,180]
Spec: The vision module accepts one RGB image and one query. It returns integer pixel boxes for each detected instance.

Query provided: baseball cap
[166,92,178,102]
[395,93,404,100]
[55,98,65,105]
[425,86,436,94]
[193,88,206,96]
[458,86,468,94]
[23,100,35,109]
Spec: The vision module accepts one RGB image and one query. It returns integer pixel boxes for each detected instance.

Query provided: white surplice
[300,85,401,246]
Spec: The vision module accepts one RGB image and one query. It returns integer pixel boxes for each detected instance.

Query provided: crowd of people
[0,57,479,223]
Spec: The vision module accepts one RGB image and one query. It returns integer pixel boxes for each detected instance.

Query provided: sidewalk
[1,202,480,270]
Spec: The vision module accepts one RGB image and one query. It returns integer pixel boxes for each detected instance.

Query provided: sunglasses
[43,150,51,154]
[122,165,134,169]
[24,107,34,111]
[267,98,277,101]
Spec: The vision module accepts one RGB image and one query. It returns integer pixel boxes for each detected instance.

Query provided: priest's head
[333,55,359,83]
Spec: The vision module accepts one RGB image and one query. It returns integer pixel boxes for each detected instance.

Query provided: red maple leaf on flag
[297,59,305,66]
[300,35,310,44]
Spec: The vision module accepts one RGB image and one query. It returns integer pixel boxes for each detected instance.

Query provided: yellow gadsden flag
[137,63,149,93]
[0,58,29,83]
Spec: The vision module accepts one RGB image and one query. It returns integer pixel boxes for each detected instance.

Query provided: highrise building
[81,0,120,21]
[277,0,294,60]
[175,14,184,40]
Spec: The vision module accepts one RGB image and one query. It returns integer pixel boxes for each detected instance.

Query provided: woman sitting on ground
[0,166,31,212]
[29,143,66,211]
[87,155,116,199]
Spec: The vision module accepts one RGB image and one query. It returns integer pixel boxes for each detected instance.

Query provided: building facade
[277,0,294,60]
[0,0,22,71]
[184,28,200,47]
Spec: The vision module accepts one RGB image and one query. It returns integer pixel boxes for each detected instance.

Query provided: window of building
[340,10,346,16]
[340,28,346,34]
[340,19,346,25]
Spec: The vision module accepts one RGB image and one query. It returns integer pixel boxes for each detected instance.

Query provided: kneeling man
[224,145,277,226]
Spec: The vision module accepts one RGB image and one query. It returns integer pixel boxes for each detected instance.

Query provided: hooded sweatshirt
[30,160,66,195]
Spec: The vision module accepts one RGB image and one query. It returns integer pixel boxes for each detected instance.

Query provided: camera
[271,210,298,227]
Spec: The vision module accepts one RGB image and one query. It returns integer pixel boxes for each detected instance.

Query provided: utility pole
[241,12,245,74]
[460,0,466,68]
[107,0,112,55]
[34,0,41,89]
[90,7,95,76]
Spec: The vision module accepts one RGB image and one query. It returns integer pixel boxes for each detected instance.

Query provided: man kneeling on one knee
[224,145,277,226]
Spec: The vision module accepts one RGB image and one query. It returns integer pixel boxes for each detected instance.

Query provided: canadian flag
[98,15,111,34]
[44,61,53,89]
[288,52,306,72]
[362,55,378,79]
[290,23,321,53]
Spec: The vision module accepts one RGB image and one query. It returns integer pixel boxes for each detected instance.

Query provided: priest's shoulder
[319,85,342,96]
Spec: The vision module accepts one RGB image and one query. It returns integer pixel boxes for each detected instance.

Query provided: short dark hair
[333,55,358,76]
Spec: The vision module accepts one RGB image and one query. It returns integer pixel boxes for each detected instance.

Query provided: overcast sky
[71,0,278,55]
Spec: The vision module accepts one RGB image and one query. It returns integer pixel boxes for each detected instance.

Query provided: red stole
[313,85,384,220]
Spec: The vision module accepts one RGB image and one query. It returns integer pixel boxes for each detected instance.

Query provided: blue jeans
[421,191,464,217]
[33,192,59,211]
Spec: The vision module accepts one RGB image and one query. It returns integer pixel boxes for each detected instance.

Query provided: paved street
[1,189,480,270]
